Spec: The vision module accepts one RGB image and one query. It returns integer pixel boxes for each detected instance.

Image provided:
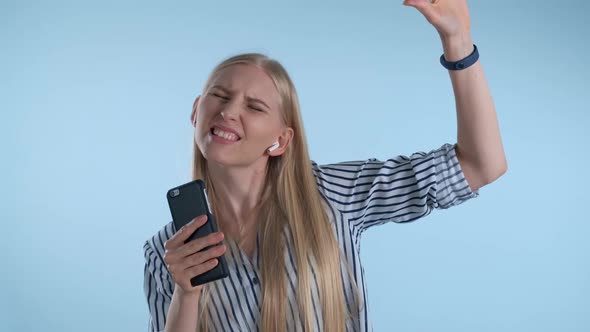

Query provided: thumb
[403,0,436,19]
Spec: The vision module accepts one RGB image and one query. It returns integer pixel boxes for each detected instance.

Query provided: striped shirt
[143,142,480,332]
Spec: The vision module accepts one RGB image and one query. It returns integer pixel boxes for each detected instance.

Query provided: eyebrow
[210,85,271,110]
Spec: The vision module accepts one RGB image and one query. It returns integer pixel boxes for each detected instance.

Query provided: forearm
[442,33,508,181]
[165,288,201,332]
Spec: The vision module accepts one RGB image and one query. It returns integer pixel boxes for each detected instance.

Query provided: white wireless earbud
[267,141,280,153]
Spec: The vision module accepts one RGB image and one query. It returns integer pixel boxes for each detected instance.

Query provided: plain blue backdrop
[2,1,589,331]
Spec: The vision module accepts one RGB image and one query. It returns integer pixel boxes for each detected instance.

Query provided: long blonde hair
[191,53,361,332]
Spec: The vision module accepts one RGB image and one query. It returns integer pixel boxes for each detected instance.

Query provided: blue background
[2,1,589,331]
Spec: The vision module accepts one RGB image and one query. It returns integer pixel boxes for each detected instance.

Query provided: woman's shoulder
[143,221,175,257]
[143,221,176,299]
[309,158,378,179]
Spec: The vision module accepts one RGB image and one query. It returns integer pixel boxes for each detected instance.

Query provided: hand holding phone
[165,179,230,288]
[163,214,226,294]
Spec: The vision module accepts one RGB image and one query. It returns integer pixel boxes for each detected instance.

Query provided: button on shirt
[143,143,480,332]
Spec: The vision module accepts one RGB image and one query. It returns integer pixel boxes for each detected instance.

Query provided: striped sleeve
[143,240,173,332]
[311,142,480,233]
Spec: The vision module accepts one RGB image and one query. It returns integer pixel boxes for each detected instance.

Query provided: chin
[200,147,240,167]
[204,153,233,167]
[206,149,267,170]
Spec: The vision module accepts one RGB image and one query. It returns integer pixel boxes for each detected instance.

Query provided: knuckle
[188,265,202,277]
[189,252,203,265]
[194,251,209,265]
[163,250,175,262]
[209,234,220,244]
[216,245,226,255]
[190,240,201,253]
[205,249,217,259]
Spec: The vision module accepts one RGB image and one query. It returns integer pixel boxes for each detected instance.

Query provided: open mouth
[210,127,241,141]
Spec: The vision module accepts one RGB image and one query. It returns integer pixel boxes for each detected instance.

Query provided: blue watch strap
[440,44,479,70]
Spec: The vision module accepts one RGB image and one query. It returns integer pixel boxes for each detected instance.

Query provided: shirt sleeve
[311,142,480,234]
[143,240,174,332]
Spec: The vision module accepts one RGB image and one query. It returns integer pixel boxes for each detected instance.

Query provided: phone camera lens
[170,189,180,198]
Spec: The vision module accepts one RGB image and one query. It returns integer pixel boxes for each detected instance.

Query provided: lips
[210,124,242,139]
[209,125,241,142]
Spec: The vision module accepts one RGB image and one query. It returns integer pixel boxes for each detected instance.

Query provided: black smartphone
[166,179,229,286]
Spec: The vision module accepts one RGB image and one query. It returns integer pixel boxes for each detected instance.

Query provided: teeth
[213,128,239,141]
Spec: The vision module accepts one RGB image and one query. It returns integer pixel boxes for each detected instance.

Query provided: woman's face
[192,63,290,167]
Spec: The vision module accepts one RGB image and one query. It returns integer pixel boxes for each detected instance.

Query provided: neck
[207,157,268,233]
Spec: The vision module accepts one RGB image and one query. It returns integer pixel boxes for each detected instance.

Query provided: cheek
[195,105,215,130]
[196,105,210,122]
[194,114,213,143]
[246,119,280,143]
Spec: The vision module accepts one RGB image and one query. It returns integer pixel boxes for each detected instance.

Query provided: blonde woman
[143,1,507,331]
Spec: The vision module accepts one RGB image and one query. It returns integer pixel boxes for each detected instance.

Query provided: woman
[143,1,507,331]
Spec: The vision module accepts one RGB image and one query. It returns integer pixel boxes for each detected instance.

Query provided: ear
[268,127,294,157]
[190,95,201,126]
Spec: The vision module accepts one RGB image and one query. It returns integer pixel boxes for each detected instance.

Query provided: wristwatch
[440,44,479,71]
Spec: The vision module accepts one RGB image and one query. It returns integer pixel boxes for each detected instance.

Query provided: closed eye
[210,93,264,112]
[211,93,229,100]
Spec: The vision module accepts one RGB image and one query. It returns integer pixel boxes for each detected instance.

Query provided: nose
[220,99,241,121]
